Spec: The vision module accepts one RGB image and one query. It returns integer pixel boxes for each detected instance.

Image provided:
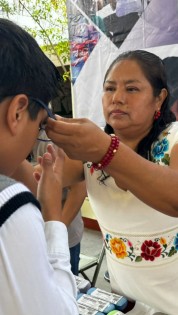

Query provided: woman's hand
[46,116,111,163]
[33,144,65,222]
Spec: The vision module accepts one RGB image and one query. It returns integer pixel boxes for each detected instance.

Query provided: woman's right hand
[33,144,65,222]
[46,116,111,163]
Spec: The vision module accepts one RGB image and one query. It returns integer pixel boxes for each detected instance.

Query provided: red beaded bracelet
[90,134,119,173]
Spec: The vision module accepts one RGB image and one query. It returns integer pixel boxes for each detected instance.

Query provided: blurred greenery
[0,0,73,117]
[0,0,70,79]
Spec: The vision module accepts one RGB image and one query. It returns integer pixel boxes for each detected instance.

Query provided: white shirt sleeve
[0,203,79,315]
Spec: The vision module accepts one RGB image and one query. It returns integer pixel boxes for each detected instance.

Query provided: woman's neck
[114,133,147,152]
[113,126,152,152]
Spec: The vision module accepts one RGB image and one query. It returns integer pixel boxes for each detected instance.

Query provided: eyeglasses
[30,97,56,120]
[0,95,56,142]
[37,126,51,142]
[30,97,56,142]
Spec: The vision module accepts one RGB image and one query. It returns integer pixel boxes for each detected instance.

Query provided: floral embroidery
[141,240,162,261]
[104,233,178,262]
[151,137,170,165]
[110,238,127,259]
[173,233,178,251]
[160,237,166,245]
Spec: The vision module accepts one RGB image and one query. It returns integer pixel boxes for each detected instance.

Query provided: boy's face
[0,95,49,176]
[19,109,49,165]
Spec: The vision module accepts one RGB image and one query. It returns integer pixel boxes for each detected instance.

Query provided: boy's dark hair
[104,50,176,159]
[0,18,61,119]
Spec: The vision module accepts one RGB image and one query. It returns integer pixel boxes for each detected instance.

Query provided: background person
[62,184,86,275]
[163,56,178,121]
[46,50,178,315]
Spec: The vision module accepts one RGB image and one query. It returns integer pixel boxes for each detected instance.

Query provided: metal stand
[79,243,105,287]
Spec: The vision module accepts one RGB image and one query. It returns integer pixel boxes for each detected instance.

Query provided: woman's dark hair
[103,50,176,159]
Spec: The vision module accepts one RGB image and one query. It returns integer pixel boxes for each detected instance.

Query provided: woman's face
[102,59,164,139]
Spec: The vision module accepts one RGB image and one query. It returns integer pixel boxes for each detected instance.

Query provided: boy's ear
[7,94,29,135]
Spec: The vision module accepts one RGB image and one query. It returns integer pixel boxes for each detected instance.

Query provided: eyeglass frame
[29,97,56,142]
[0,94,56,142]
[30,97,56,121]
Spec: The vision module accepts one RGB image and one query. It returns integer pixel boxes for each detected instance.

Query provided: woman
[46,50,178,314]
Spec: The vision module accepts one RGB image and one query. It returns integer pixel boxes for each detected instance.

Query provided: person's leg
[69,243,80,276]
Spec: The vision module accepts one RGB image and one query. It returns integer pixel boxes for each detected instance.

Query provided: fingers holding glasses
[45,116,110,162]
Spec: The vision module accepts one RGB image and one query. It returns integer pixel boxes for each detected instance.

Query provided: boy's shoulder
[0,174,16,193]
[0,175,41,228]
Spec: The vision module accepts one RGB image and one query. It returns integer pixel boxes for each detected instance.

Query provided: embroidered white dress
[84,122,178,315]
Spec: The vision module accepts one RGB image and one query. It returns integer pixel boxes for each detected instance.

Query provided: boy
[0,18,78,315]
